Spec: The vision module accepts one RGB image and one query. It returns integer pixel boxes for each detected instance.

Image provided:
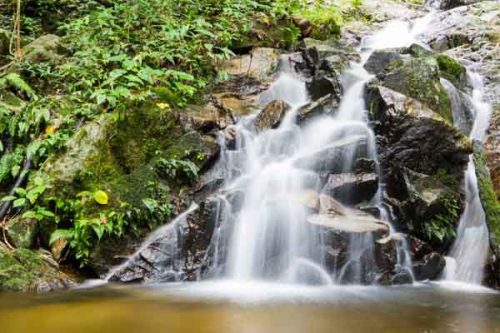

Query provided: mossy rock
[23,34,66,64]
[365,48,453,122]
[0,244,74,292]
[473,143,500,251]
[436,54,466,86]
[6,216,37,248]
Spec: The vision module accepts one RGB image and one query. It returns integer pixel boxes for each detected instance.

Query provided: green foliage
[293,0,367,40]
[425,195,459,242]
[0,246,40,291]
[474,147,500,246]
[436,54,465,80]
[156,158,199,181]
[1,0,358,268]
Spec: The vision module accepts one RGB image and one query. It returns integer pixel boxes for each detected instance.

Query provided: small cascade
[443,71,492,284]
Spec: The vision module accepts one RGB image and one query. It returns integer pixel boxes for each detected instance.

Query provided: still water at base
[1,282,499,333]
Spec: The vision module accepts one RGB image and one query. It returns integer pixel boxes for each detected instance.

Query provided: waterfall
[206,17,438,285]
[443,71,492,284]
[104,10,493,288]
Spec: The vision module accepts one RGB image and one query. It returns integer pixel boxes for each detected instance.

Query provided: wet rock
[308,213,388,233]
[300,38,354,103]
[427,0,480,11]
[407,236,446,280]
[422,2,500,206]
[366,83,471,244]
[297,93,337,125]
[302,38,361,73]
[319,194,347,215]
[218,48,280,83]
[322,172,378,205]
[390,269,414,285]
[364,48,453,122]
[294,135,368,172]
[364,49,403,74]
[181,103,226,133]
[307,77,339,101]
[108,198,219,283]
[413,252,446,280]
[366,84,471,176]
[255,100,291,130]
[89,235,144,277]
[354,158,377,174]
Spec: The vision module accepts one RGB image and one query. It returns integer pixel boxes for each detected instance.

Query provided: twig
[0,156,32,222]
[1,218,15,250]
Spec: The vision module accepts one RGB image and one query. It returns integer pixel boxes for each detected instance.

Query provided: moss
[0,244,72,292]
[474,146,500,247]
[385,56,453,122]
[436,54,465,81]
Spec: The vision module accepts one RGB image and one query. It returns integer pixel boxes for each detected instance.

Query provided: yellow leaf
[45,125,57,135]
[156,102,170,110]
[94,190,109,205]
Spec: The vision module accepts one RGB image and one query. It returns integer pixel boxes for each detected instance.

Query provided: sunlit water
[0,283,499,333]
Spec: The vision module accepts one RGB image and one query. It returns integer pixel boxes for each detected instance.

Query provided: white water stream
[442,71,492,284]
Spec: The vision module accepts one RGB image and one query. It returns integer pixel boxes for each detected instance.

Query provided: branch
[0,156,32,221]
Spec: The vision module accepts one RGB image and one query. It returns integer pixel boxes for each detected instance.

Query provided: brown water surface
[0,281,499,333]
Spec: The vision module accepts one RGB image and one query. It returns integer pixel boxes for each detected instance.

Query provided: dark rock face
[294,135,368,172]
[300,38,356,103]
[107,198,219,283]
[407,236,446,280]
[366,83,471,245]
[322,173,378,205]
[297,93,338,125]
[427,0,479,10]
[364,47,453,122]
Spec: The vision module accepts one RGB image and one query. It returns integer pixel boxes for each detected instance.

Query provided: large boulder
[365,84,471,245]
[300,38,353,103]
[322,172,378,205]
[107,198,218,283]
[255,100,291,130]
[294,135,368,172]
[421,2,500,202]
[23,34,66,64]
[218,48,280,83]
[0,244,75,292]
[407,236,446,280]
[364,47,453,122]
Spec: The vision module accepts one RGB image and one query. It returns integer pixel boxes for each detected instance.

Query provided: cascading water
[205,17,438,284]
[106,10,493,289]
[442,71,492,284]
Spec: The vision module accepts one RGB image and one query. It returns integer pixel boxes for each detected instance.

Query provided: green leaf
[94,190,109,205]
[14,188,27,197]
[50,229,75,245]
[1,195,17,202]
[13,198,26,208]
[92,224,105,240]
